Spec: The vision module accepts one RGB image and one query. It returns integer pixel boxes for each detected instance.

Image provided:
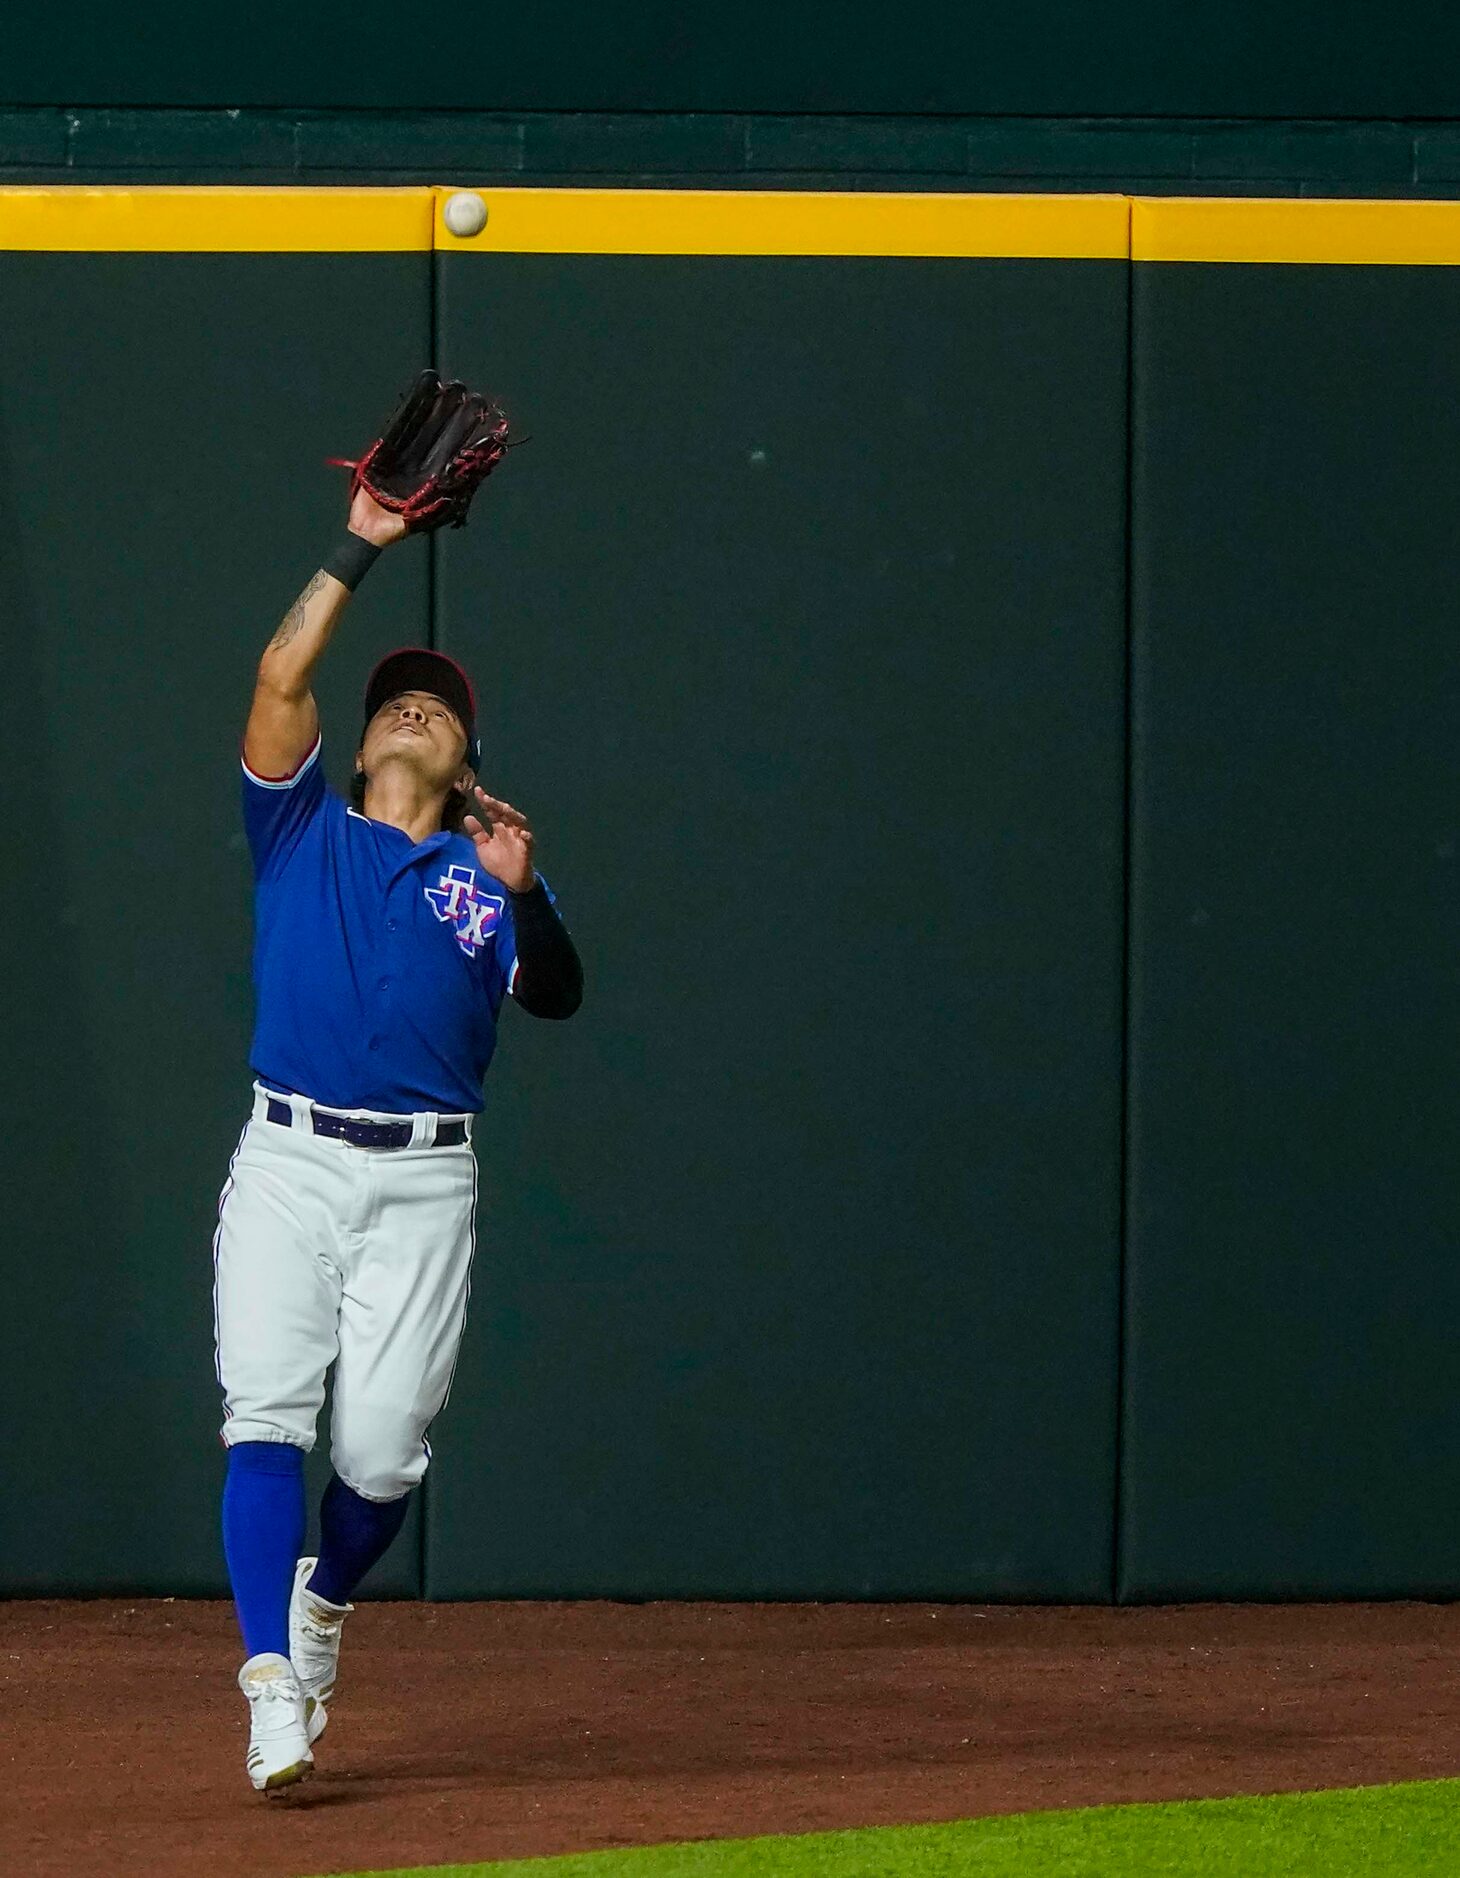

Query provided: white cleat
[289,1556,353,1747]
[239,1651,313,1793]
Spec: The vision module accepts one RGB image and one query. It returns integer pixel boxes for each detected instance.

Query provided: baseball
[443,191,488,238]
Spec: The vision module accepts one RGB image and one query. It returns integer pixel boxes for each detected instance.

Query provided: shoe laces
[246,1668,302,1708]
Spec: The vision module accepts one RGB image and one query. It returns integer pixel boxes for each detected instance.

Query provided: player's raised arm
[243,489,406,779]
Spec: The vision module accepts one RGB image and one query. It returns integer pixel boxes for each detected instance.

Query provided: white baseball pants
[213,1084,478,1501]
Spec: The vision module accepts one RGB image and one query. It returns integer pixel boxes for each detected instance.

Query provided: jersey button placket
[372,890,402,1054]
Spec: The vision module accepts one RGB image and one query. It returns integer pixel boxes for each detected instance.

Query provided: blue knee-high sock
[222,1441,307,1660]
[308,1474,412,1605]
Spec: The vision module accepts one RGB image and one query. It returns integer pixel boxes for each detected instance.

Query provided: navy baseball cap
[364,647,481,771]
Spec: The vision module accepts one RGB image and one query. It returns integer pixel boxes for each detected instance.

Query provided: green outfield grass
[316,1776,1460,1878]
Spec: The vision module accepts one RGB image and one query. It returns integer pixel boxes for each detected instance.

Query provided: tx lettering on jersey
[424,865,504,958]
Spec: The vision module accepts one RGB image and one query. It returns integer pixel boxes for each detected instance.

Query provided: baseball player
[214,475,582,1792]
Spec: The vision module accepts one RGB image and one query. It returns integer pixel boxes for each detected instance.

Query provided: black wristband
[322,532,383,592]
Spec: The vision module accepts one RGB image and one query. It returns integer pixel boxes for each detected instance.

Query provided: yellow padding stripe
[5,187,1460,264]
[0,187,433,252]
[433,187,1130,259]
[1134,196,1460,265]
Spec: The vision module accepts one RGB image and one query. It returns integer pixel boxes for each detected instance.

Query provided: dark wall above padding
[9,2,1460,117]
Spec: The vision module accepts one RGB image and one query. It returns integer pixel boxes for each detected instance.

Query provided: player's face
[359,690,469,791]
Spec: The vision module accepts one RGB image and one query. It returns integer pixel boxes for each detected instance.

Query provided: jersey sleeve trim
[507,956,521,997]
[241,733,323,790]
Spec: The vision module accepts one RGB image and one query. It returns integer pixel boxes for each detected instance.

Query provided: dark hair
[350,767,469,833]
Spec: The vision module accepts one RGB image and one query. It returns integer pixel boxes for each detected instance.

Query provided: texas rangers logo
[424,865,503,957]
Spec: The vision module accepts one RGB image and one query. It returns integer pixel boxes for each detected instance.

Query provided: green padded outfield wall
[1118,200,1460,1600]
[426,192,1130,1598]
[8,187,1456,1603]
[0,191,433,1594]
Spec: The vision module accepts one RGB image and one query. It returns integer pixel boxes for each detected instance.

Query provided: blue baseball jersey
[241,735,554,1114]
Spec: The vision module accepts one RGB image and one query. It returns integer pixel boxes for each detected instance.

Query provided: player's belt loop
[410,1110,437,1149]
[287,1091,316,1137]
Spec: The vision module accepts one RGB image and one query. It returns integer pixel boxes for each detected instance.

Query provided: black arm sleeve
[508,879,584,1019]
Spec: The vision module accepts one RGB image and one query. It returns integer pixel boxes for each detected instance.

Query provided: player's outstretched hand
[463,786,536,893]
[348,486,409,549]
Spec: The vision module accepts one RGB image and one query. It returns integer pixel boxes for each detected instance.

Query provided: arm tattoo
[268,568,329,652]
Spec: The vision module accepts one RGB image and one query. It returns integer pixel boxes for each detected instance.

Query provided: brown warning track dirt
[3,1598,1459,1878]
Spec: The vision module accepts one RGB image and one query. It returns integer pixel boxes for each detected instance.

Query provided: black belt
[263,1096,468,1151]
